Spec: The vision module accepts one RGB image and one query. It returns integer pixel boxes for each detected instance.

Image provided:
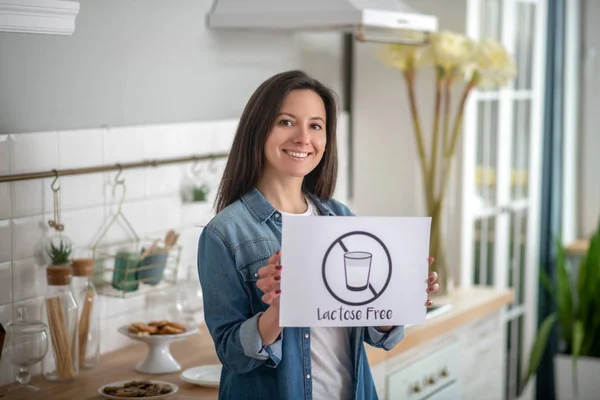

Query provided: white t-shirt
[279,198,354,400]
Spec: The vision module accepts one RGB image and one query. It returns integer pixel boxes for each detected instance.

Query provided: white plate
[180,364,222,388]
[98,380,178,399]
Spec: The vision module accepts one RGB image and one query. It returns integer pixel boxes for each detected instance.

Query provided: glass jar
[41,265,79,381]
[71,258,100,369]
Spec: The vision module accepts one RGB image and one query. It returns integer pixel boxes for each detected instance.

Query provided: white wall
[351,0,467,280]
[0,0,345,134]
[579,0,600,237]
[0,0,351,386]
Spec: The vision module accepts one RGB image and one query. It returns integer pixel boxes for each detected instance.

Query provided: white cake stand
[118,325,199,374]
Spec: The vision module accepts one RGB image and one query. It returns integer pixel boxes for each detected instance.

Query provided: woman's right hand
[256,250,282,307]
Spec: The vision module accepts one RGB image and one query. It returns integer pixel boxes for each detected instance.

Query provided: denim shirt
[197,188,404,400]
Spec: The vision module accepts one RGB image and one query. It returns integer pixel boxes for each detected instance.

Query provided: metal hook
[51,169,60,192]
[115,164,124,184]
[208,156,218,173]
[191,157,203,176]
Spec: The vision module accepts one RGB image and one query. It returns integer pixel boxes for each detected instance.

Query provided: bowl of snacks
[118,321,199,374]
[99,379,178,399]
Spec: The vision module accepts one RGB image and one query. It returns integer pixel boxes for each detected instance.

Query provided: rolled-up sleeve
[364,326,405,351]
[197,226,282,373]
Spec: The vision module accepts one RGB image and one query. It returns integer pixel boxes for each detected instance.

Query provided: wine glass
[5,308,49,393]
[175,279,204,326]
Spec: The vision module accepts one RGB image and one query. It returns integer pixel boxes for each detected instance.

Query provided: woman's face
[263,89,327,180]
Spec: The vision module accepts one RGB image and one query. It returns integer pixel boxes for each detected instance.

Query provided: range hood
[0,0,80,35]
[206,0,438,45]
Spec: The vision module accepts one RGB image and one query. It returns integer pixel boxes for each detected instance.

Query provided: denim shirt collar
[240,187,334,222]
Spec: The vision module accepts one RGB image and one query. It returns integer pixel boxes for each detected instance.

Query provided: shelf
[0,0,80,35]
[565,238,589,256]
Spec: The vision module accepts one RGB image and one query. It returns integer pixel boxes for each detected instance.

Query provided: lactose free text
[317,306,393,321]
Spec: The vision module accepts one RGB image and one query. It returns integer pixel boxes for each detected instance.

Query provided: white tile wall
[0,115,350,387]
[9,132,59,174]
[0,262,12,305]
[0,120,235,387]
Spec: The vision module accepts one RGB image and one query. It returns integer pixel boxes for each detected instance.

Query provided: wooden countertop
[565,238,589,256]
[0,286,511,400]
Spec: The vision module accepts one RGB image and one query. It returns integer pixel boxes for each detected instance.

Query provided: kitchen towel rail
[0,153,229,183]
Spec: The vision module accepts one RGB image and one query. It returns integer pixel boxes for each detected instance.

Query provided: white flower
[377,42,432,72]
[429,31,478,76]
[465,39,517,88]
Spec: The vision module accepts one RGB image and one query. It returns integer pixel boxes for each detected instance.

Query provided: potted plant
[519,219,600,399]
[45,236,74,266]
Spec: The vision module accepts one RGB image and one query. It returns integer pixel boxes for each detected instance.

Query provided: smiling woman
[197,70,439,400]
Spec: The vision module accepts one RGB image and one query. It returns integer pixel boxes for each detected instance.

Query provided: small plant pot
[111,252,141,292]
[138,251,169,286]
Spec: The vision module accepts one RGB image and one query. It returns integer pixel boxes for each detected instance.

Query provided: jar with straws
[71,258,100,369]
[41,265,79,381]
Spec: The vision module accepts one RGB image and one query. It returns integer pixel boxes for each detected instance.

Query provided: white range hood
[206,0,438,44]
[0,0,80,35]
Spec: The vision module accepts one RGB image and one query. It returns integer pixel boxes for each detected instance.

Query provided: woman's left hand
[426,256,440,308]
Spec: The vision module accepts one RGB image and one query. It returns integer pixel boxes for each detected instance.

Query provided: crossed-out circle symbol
[321,231,392,306]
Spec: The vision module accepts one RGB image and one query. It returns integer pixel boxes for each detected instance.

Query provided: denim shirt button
[274,213,281,219]
[304,333,309,339]
[306,374,311,380]
[254,272,258,278]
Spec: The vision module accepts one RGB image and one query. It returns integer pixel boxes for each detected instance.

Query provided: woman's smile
[282,149,312,160]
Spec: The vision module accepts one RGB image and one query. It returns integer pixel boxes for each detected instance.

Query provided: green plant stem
[403,69,432,213]
[442,77,452,155]
[429,74,443,201]
[437,79,476,208]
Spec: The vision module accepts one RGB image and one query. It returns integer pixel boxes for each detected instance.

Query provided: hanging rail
[0,152,229,183]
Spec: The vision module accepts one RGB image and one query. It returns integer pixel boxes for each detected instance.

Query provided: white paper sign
[279,216,432,327]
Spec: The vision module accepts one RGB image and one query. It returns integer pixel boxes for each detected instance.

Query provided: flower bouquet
[378,31,517,294]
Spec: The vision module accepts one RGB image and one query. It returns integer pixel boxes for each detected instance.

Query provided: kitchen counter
[365,285,513,365]
[565,238,590,256]
[0,286,511,400]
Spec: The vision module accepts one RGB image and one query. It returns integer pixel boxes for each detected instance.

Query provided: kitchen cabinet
[0,0,80,35]
[367,287,510,400]
[379,310,504,400]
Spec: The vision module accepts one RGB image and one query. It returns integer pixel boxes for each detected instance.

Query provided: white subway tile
[103,296,145,316]
[104,126,144,164]
[104,168,146,203]
[12,296,44,322]
[11,215,48,261]
[10,179,45,218]
[144,197,181,234]
[0,183,10,220]
[0,262,12,305]
[0,220,10,263]
[58,129,104,169]
[212,119,238,154]
[0,135,9,174]
[12,258,47,302]
[60,173,105,211]
[61,206,106,249]
[145,165,182,197]
[170,122,201,156]
[144,125,185,159]
[180,202,214,229]
[8,132,58,174]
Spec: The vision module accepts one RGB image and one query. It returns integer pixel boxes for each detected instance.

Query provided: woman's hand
[426,256,440,307]
[256,250,283,307]
[256,250,284,345]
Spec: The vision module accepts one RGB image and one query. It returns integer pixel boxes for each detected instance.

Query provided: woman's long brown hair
[215,70,340,214]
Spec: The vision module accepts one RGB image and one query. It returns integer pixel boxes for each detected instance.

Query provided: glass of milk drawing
[343,251,373,291]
